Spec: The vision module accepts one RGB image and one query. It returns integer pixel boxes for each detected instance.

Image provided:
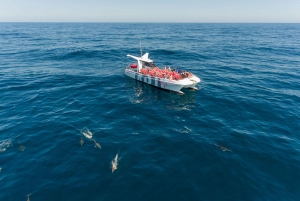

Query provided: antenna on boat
[140,40,142,57]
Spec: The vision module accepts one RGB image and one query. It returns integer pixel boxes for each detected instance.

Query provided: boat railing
[126,63,194,81]
[139,67,194,81]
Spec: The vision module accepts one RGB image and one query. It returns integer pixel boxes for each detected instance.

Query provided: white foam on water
[80,128,93,139]
[0,139,12,152]
[184,126,192,132]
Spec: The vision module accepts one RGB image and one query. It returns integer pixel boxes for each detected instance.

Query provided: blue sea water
[0,23,300,201]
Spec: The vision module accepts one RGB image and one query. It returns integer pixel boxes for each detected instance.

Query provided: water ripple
[0,23,299,201]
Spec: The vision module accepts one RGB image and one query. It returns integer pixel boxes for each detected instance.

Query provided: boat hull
[183,75,200,89]
[125,69,198,94]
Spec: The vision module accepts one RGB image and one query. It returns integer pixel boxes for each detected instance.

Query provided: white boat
[125,52,201,94]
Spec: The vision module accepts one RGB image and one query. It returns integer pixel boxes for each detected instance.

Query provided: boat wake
[80,128,93,139]
[0,139,12,152]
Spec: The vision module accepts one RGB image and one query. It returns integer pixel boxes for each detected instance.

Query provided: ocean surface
[0,23,299,201]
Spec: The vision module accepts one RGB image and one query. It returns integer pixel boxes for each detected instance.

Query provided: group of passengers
[139,66,193,80]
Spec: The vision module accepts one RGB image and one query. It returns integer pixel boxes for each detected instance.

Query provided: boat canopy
[127,53,153,63]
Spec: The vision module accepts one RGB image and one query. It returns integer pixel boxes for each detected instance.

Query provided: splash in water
[80,128,93,139]
[0,139,12,152]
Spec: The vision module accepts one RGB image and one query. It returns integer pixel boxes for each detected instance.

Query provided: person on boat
[180,71,186,78]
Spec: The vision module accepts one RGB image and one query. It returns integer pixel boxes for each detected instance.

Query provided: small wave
[50,49,102,61]
[166,105,192,111]
[0,139,13,152]
[80,128,93,139]
[184,126,192,132]
[174,126,193,134]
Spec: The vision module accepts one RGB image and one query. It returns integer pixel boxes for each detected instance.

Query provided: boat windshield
[145,62,156,67]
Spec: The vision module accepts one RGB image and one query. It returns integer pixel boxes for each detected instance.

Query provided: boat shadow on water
[126,77,198,105]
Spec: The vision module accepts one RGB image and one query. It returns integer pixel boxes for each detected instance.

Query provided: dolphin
[26,194,31,201]
[111,154,119,173]
[18,141,25,151]
[214,144,231,152]
[93,139,101,149]
[0,166,2,173]
[79,137,84,146]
